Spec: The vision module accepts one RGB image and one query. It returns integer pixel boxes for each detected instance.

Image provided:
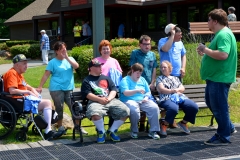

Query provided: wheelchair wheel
[32,125,42,135]
[0,99,17,139]
[16,131,27,141]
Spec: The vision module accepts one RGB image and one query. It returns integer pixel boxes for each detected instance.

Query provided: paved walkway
[0,126,240,160]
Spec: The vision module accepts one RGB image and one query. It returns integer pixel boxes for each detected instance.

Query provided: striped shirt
[41,34,50,50]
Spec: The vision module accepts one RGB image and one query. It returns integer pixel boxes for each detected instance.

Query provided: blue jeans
[205,80,235,142]
[159,99,198,125]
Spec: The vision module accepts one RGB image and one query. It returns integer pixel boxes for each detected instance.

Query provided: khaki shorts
[86,98,130,120]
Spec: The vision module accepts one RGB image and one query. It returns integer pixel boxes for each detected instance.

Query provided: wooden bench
[152,84,214,126]
[69,92,147,142]
[70,84,214,142]
[189,21,240,34]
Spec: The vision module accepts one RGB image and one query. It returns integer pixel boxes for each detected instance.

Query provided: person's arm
[37,70,51,93]
[40,39,45,50]
[66,57,79,69]
[161,29,175,52]
[86,93,109,105]
[149,68,156,90]
[180,54,186,77]
[123,89,145,96]
[197,43,228,60]
[107,90,117,101]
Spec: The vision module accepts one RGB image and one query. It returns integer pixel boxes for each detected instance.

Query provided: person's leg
[159,100,179,135]
[204,80,232,144]
[38,99,64,140]
[140,100,160,139]
[86,101,107,143]
[140,100,160,132]
[177,99,198,134]
[42,50,48,64]
[50,91,64,128]
[38,99,52,133]
[123,100,140,135]
[179,99,198,124]
[107,99,130,141]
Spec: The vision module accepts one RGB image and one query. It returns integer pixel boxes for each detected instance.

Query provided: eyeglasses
[141,43,151,46]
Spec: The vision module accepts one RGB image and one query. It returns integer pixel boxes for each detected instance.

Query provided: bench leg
[79,120,83,143]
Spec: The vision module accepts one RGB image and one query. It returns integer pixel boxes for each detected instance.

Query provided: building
[4,0,239,48]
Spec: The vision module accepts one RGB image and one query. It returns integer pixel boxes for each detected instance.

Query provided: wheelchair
[0,75,45,141]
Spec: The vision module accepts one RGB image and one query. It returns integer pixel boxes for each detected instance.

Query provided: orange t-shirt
[3,68,27,92]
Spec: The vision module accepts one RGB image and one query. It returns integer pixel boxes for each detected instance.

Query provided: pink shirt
[96,56,122,76]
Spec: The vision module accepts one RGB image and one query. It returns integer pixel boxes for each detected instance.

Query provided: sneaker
[231,128,237,134]
[160,122,167,136]
[130,132,138,139]
[75,126,88,135]
[58,126,67,135]
[204,135,230,146]
[44,130,64,140]
[148,131,160,140]
[108,129,120,142]
[177,121,190,134]
[97,131,106,143]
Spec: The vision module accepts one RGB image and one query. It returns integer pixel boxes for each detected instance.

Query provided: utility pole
[92,0,105,58]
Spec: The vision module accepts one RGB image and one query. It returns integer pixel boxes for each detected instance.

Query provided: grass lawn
[0,57,12,64]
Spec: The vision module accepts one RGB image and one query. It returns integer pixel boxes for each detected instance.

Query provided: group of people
[73,20,92,46]
[3,8,237,146]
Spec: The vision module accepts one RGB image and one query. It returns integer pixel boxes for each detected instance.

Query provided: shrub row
[10,43,41,59]
[6,40,39,48]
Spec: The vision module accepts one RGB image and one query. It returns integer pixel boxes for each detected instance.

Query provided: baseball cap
[88,59,104,68]
[165,23,177,34]
[40,30,46,33]
[12,54,29,64]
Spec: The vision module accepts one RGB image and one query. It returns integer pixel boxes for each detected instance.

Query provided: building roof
[4,0,54,26]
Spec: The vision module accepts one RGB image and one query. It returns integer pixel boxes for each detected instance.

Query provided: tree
[0,0,35,38]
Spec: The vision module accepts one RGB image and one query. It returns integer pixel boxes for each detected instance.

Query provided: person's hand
[61,47,68,58]
[197,43,206,56]
[180,68,186,78]
[149,83,155,91]
[142,97,149,103]
[36,87,42,93]
[98,97,109,105]
[137,89,145,94]
[170,26,176,36]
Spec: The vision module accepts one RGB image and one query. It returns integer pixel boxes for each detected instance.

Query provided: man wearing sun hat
[3,54,64,140]
[81,58,130,143]
[157,23,187,135]
[40,30,50,65]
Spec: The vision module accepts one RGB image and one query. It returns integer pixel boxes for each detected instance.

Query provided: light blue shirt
[46,57,75,91]
[158,37,186,76]
[119,76,150,102]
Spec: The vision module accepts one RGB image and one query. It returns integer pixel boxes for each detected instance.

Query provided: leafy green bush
[28,43,41,59]
[76,48,93,79]
[110,38,139,47]
[6,40,39,48]
[9,43,41,59]
[0,43,9,51]
[10,44,30,57]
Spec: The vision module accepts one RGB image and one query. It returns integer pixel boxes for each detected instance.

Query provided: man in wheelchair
[3,54,64,140]
[81,58,130,143]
